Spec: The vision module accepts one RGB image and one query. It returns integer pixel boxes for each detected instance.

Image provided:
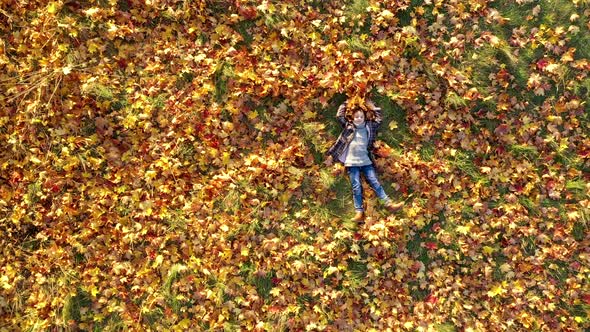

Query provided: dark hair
[348,108,374,121]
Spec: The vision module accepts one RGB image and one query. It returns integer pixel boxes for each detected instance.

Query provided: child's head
[352,109,366,126]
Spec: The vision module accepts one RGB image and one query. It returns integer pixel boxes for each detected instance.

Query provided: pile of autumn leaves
[1,0,590,330]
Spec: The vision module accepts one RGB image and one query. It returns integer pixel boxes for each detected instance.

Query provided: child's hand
[324,155,334,167]
[365,99,377,110]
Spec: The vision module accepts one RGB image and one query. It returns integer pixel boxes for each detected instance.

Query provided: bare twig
[46,73,63,107]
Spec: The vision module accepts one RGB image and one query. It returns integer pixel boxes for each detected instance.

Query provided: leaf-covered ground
[1,0,589,330]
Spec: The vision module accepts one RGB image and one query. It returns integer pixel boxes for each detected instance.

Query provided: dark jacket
[326,101,382,165]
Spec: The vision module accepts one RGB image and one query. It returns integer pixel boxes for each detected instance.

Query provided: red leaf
[425,294,438,304]
[536,58,549,70]
[425,242,437,250]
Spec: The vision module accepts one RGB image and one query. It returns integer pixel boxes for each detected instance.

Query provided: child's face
[352,111,365,126]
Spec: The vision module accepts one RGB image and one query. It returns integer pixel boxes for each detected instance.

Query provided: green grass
[298,121,328,163]
[549,140,582,170]
[520,235,537,257]
[519,196,539,216]
[419,141,435,161]
[84,83,114,101]
[572,77,590,101]
[233,19,255,46]
[163,264,187,295]
[510,144,539,160]
[321,171,353,218]
[408,279,430,301]
[25,181,41,206]
[375,94,412,149]
[345,259,368,287]
[253,271,274,302]
[62,288,92,327]
[343,0,372,33]
[566,179,588,200]
[175,71,194,90]
[213,62,234,103]
[450,150,490,186]
[346,36,371,58]
[544,260,570,285]
[435,323,457,332]
[572,220,587,242]
[444,91,468,109]
[492,251,509,282]
[537,0,577,26]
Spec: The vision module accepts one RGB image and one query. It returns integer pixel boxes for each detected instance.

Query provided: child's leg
[361,165,392,204]
[346,166,364,212]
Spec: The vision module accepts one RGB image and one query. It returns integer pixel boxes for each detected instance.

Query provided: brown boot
[351,211,364,222]
[386,201,404,213]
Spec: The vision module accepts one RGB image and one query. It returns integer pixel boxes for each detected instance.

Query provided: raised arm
[366,99,383,127]
[335,101,348,128]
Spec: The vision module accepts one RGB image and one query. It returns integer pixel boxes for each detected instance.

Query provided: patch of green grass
[306,0,329,13]
[321,172,352,218]
[79,118,97,136]
[568,303,590,325]
[175,71,194,90]
[461,205,476,220]
[520,235,537,257]
[450,150,490,186]
[462,45,499,92]
[239,261,255,279]
[278,218,308,242]
[62,288,92,326]
[226,217,264,242]
[117,0,130,11]
[163,209,189,232]
[419,141,435,161]
[374,94,412,149]
[297,293,316,307]
[519,196,539,216]
[262,11,288,30]
[346,259,368,285]
[537,0,577,26]
[549,141,582,170]
[566,179,587,199]
[175,141,195,163]
[544,260,570,286]
[143,307,164,327]
[435,322,457,332]
[298,121,328,163]
[572,209,588,241]
[346,36,371,58]
[25,181,41,207]
[445,91,468,109]
[85,83,114,101]
[233,19,255,46]
[572,78,590,101]
[218,185,242,214]
[253,271,274,302]
[408,280,429,301]
[213,61,234,103]
[510,144,539,160]
[345,0,369,17]
[406,231,430,265]
[163,264,187,295]
[396,0,423,26]
[492,251,509,282]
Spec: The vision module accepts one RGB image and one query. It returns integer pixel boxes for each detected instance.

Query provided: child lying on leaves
[325,98,403,222]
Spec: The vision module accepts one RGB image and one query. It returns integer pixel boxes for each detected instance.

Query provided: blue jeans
[346,164,391,212]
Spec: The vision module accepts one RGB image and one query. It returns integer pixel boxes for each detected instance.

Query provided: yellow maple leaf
[487,281,507,297]
[47,2,58,14]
